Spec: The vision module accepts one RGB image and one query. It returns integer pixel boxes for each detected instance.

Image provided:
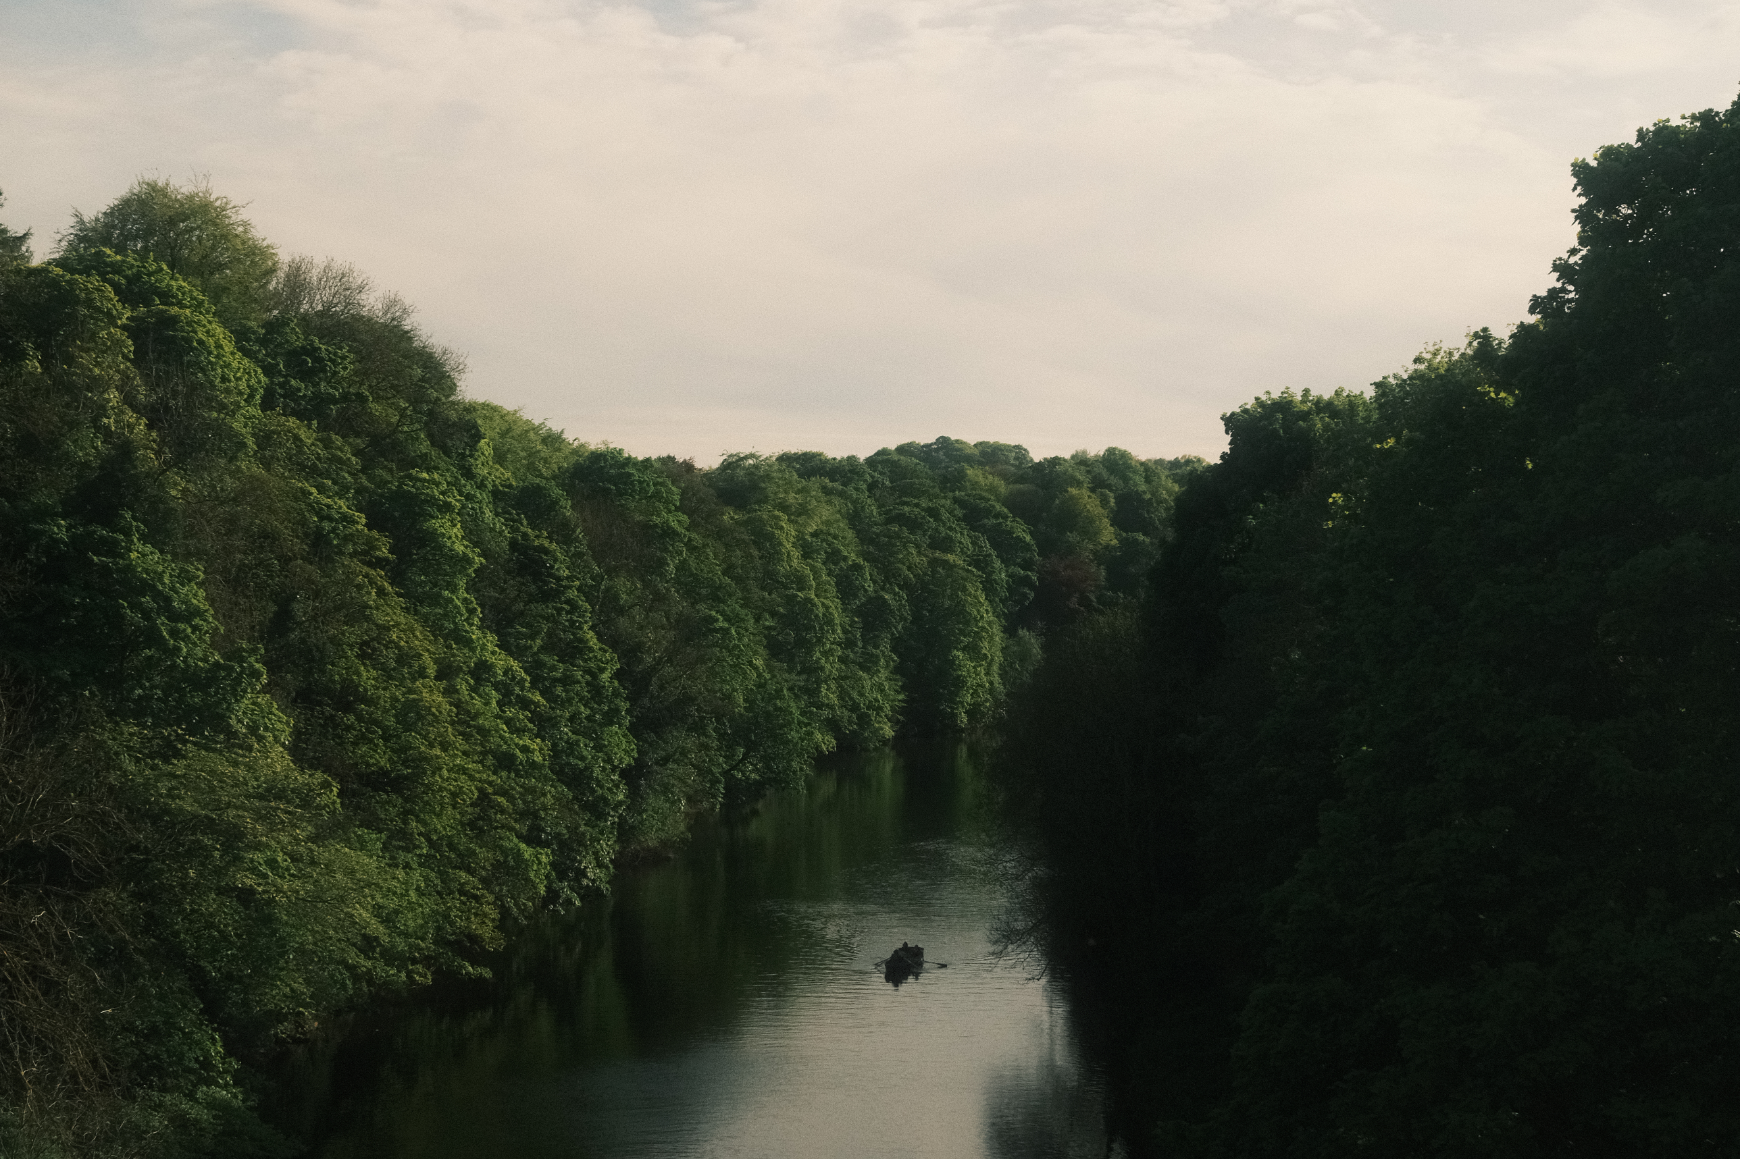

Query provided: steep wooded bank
[1001,98,1740,1154]
[0,180,1197,1157]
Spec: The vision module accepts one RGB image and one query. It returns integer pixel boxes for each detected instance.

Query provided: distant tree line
[0,179,1198,1157]
[1000,97,1740,1154]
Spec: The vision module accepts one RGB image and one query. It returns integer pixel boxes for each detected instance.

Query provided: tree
[0,190,31,267]
[998,93,1740,1156]
[59,177,279,328]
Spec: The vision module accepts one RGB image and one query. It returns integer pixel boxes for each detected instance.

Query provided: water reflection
[984,1050,1120,1159]
[273,743,1120,1158]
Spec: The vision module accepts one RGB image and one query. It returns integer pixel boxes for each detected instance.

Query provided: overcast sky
[4,1,1738,462]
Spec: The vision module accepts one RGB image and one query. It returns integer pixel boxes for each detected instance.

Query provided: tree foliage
[59,179,279,330]
[1002,96,1740,1156]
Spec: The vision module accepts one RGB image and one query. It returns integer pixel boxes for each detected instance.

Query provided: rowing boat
[883,943,924,983]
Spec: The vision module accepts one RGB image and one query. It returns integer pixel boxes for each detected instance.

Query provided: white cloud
[1484,1,1740,79]
[2,0,1737,460]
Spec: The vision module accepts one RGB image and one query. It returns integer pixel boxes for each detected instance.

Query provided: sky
[3,1,1738,463]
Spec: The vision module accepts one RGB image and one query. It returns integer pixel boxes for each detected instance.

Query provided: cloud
[1484,1,1740,79]
[2,0,1737,460]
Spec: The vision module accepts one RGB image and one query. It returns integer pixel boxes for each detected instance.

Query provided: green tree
[1000,93,1740,1157]
[0,190,31,268]
[59,178,280,329]
[0,255,385,1158]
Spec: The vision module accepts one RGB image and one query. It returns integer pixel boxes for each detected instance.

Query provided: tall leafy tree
[58,178,279,330]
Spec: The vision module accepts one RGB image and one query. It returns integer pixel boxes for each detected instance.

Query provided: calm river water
[274,742,1117,1158]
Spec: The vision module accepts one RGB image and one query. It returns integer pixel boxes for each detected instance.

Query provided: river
[271,742,1119,1158]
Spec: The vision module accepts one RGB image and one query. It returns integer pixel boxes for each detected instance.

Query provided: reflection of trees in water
[982,1051,1122,1159]
[987,848,1154,1159]
[983,856,1123,1159]
[267,900,626,1156]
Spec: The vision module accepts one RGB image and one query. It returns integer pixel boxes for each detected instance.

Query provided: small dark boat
[883,943,925,985]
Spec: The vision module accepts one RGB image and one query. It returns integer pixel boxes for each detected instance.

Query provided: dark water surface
[275,743,1116,1158]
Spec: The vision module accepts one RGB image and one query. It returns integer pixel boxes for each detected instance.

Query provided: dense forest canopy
[6,88,1740,1157]
[0,177,1198,1157]
[1003,96,1740,1155]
